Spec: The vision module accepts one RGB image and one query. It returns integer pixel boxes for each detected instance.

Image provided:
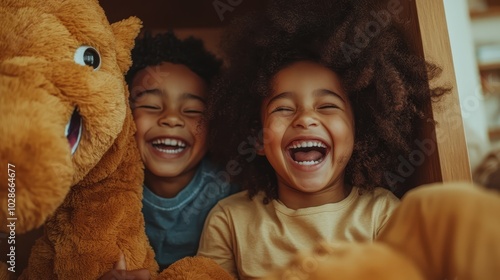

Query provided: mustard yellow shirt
[197,186,400,279]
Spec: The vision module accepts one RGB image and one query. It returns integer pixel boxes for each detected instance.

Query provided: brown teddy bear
[0,0,232,279]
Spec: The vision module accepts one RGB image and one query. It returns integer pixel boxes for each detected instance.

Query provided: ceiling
[99,0,269,30]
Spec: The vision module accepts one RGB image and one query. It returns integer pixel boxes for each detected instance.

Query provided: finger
[113,251,127,270]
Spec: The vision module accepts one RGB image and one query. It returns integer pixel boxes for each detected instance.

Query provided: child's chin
[292,182,330,193]
[148,165,187,178]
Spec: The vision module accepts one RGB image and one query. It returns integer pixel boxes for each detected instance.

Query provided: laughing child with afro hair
[196,0,449,278]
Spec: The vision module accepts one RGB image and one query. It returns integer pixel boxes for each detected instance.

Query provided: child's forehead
[130,62,207,98]
[273,61,341,81]
[269,61,346,98]
[133,62,204,85]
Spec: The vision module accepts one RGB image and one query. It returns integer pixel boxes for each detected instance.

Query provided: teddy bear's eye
[74,46,101,70]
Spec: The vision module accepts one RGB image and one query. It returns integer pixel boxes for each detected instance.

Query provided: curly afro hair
[125,31,222,86]
[208,0,449,202]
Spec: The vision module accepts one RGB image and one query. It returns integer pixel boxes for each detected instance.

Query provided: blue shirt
[142,159,239,270]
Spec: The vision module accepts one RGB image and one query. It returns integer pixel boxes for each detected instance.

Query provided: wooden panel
[386,0,472,193]
[413,0,472,182]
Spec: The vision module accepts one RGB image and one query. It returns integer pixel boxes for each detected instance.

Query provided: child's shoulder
[357,186,398,198]
[217,190,254,205]
[212,190,265,211]
[355,186,400,208]
[198,159,240,193]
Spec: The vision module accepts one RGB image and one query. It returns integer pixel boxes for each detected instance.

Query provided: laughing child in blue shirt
[125,31,238,271]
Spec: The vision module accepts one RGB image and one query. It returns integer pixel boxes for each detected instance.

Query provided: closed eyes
[271,107,294,113]
[271,104,340,114]
[318,104,340,110]
[136,105,160,110]
[183,109,204,115]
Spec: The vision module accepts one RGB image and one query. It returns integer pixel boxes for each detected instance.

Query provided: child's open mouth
[151,137,187,154]
[287,140,328,166]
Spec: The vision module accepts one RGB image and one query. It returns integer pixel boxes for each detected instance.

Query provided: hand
[99,251,151,280]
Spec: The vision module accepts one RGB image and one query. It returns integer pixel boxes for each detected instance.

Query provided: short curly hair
[208,0,449,202]
[125,31,222,86]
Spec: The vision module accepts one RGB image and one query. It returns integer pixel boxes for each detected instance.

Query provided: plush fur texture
[0,0,235,279]
[0,0,159,278]
[261,242,424,280]
[158,257,234,280]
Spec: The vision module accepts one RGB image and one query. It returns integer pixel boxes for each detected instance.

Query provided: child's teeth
[154,138,184,146]
[288,140,327,149]
[296,160,321,165]
[155,147,184,154]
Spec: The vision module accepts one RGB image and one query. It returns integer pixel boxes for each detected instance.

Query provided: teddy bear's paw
[260,242,425,280]
[156,256,234,280]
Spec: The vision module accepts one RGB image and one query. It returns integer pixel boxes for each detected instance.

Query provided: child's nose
[158,112,184,128]
[292,110,318,129]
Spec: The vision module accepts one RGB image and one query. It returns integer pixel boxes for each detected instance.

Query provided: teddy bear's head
[0,0,141,233]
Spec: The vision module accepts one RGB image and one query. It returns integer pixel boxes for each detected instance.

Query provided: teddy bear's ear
[111,16,142,74]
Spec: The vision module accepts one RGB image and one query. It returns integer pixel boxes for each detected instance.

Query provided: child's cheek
[132,114,148,132]
[262,125,284,147]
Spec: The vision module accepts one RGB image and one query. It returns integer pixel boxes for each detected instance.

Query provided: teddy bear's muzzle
[0,69,76,233]
[65,108,83,155]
